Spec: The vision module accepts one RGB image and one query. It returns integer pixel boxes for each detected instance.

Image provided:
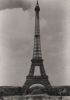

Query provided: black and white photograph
[0,0,70,99]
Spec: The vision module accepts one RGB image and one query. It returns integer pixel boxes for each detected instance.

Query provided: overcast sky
[0,0,70,86]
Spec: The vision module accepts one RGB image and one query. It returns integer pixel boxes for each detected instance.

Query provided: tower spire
[32,0,42,59]
[35,0,40,11]
[37,0,39,6]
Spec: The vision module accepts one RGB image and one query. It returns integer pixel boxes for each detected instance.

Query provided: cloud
[0,0,32,10]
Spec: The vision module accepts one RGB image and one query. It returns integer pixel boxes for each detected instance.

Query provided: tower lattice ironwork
[23,0,51,94]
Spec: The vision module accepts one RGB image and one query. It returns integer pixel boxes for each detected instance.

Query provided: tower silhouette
[23,0,51,94]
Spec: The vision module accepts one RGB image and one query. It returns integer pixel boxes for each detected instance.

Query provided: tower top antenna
[37,0,38,4]
[37,0,39,6]
[35,0,40,11]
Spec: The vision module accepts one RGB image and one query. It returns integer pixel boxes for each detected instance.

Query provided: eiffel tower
[23,0,51,94]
